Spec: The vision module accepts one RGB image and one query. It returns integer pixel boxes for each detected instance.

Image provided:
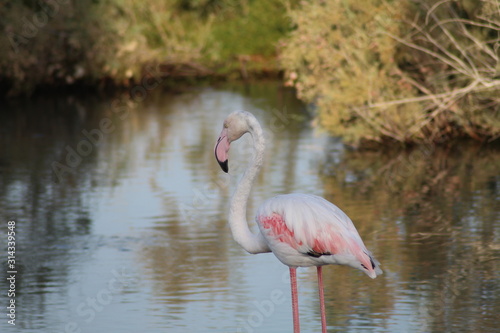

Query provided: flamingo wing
[256,193,382,277]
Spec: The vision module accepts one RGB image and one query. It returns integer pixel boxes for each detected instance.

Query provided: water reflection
[0,82,498,333]
[320,143,500,332]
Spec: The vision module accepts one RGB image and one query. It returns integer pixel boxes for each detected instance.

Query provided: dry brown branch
[477,15,500,29]
[452,22,497,73]
[436,18,500,32]
[283,0,500,145]
[400,75,452,119]
[425,0,453,25]
[351,107,405,142]
[365,80,500,109]
[428,10,480,78]
[382,30,472,78]
[405,94,462,139]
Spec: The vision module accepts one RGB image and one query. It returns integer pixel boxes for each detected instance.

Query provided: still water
[0,82,498,333]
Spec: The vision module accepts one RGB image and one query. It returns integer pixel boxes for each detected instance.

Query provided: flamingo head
[214,111,251,173]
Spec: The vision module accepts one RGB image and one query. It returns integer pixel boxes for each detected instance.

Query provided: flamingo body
[257,193,381,277]
[215,111,381,333]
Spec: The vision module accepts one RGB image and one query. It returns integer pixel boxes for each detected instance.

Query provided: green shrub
[0,1,101,94]
[0,0,293,96]
[211,0,292,59]
[280,0,500,146]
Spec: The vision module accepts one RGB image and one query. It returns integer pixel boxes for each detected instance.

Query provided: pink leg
[317,266,327,333]
[289,267,300,333]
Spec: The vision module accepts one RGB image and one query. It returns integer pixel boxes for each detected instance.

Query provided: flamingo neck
[228,116,270,254]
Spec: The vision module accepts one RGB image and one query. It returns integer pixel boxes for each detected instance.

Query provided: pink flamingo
[215,111,382,333]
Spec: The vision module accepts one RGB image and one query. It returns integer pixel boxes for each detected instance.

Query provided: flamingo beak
[215,128,230,173]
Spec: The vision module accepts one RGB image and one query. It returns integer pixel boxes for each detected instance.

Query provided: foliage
[97,0,215,76]
[280,0,500,146]
[3,0,499,147]
[0,1,99,94]
[211,0,293,59]
[0,0,293,96]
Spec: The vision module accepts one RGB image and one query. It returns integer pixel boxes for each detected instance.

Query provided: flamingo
[214,111,382,333]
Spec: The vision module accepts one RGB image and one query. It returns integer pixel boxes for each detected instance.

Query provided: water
[0,82,499,333]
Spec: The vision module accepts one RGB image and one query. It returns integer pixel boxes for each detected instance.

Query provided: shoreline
[0,59,283,99]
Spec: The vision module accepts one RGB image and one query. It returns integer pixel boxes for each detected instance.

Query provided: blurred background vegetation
[0,0,294,95]
[1,0,499,147]
[281,0,500,146]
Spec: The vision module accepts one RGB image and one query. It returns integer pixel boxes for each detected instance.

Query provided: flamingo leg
[317,266,327,333]
[289,267,300,333]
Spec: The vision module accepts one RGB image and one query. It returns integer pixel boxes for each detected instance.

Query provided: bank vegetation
[281,0,500,146]
[1,0,291,95]
[1,0,499,147]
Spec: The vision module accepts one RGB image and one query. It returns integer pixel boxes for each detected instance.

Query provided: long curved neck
[228,117,270,254]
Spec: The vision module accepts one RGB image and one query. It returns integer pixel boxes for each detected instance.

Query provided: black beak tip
[218,160,228,173]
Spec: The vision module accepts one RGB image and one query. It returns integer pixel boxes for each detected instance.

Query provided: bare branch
[477,15,500,30]
[366,79,500,109]
[428,9,480,79]
[436,18,500,31]
[425,0,454,25]
[383,30,472,78]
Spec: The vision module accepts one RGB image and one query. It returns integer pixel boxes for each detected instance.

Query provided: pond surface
[0,82,499,333]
